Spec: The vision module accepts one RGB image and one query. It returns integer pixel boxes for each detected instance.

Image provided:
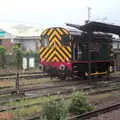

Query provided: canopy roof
[66,21,120,35]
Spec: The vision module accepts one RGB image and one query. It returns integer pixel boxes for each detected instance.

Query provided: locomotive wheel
[81,73,88,80]
[59,72,66,80]
[49,67,57,78]
[58,70,66,80]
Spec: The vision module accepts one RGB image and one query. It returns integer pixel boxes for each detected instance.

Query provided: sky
[0,0,120,30]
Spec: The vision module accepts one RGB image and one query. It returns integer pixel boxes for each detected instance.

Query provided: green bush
[12,45,23,69]
[0,45,6,69]
[69,91,94,115]
[41,97,68,120]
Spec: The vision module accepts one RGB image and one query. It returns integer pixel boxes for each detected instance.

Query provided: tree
[0,45,6,69]
[12,45,23,70]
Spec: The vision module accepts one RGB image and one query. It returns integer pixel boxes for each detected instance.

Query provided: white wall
[23,39,36,51]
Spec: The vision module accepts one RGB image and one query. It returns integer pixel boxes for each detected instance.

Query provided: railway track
[68,103,120,120]
[0,82,119,105]
[1,83,120,113]
[0,74,120,119]
[0,71,44,76]
[22,99,120,120]
[1,75,120,104]
[0,83,120,119]
[0,80,91,95]
[0,71,119,80]
[19,95,120,120]
[1,74,120,96]
[0,71,48,80]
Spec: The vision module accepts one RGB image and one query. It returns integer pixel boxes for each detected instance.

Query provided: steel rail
[1,86,120,113]
[22,103,120,120]
[0,74,48,80]
[68,103,120,120]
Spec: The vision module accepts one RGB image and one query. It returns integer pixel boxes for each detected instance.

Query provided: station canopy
[66,21,120,35]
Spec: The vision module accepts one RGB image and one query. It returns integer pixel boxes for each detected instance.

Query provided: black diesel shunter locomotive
[40,21,120,79]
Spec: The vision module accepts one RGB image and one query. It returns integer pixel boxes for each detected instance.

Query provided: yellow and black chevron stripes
[40,27,71,62]
[40,46,71,62]
[56,28,64,35]
[62,28,69,35]
[52,56,59,62]
[44,47,54,59]
[46,50,56,62]
[40,47,50,58]
[55,51,65,62]
[56,46,70,61]
[47,28,53,36]
[49,31,62,41]
[54,37,61,46]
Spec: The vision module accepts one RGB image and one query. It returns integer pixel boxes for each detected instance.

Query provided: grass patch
[0,91,95,120]
[20,77,60,86]
[0,81,15,88]
[10,105,41,120]
[3,95,57,107]
[91,93,111,100]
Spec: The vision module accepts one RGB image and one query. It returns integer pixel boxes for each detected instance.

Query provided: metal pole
[16,72,20,94]
[88,7,91,22]
[88,30,92,80]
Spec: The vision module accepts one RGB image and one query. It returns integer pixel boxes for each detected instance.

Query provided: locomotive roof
[66,21,120,35]
[68,29,82,36]
[68,28,112,38]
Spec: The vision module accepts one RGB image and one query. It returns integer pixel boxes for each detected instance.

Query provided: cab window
[40,35,49,47]
[61,35,70,46]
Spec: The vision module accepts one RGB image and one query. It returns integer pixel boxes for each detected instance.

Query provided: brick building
[0,29,14,53]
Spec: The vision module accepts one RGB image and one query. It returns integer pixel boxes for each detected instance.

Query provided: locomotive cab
[71,32,114,77]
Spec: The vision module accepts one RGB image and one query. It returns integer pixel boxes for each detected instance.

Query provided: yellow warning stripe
[52,56,59,62]
[56,28,64,35]
[49,39,55,47]
[54,56,59,62]
[49,31,56,41]
[59,46,71,58]
[52,58,55,62]
[55,51,65,62]
[40,47,44,53]
[49,31,61,41]
[44,47,54,59]
[47,28,53,36]
[40,47,49,58]
[62,28,69,35]
[90,72,107,76]
[66,46,71,52]
[56,46,68,61]
[54,37,62,46]
[46,51,56,62]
